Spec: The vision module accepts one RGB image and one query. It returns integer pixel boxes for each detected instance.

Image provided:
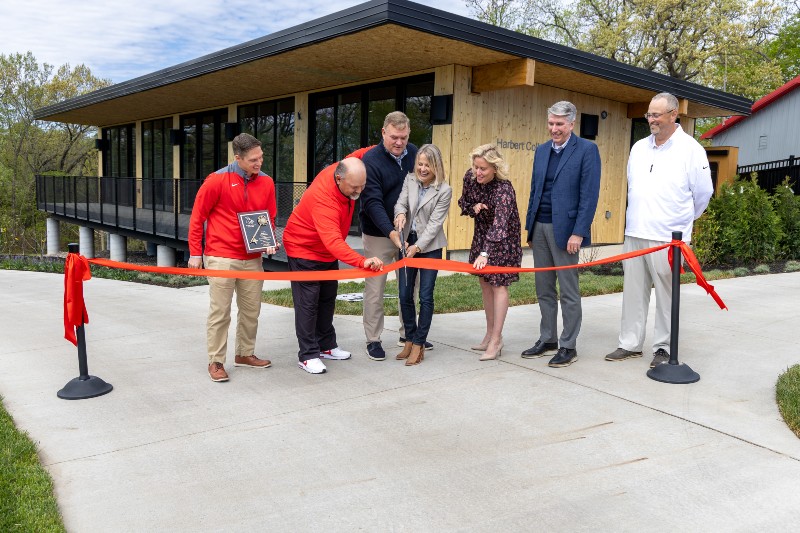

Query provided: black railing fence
[36,175,308,244]
[738,155,800,193]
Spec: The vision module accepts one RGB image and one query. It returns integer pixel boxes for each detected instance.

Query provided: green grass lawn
[777,365,800,438]
[0,396,66,532]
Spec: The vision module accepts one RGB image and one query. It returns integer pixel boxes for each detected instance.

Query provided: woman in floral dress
[458,144,522,361]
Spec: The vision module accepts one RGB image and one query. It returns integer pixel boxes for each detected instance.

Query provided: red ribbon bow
[63,252,92,345]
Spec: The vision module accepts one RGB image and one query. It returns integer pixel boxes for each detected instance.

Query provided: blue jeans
[398,248,442,345]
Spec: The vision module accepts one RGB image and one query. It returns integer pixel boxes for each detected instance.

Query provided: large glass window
[309,74,434,181]
[142,118,174,211]
[238,97,295,182]
[180,109,228,181]
[102,124,136,177]
[142,118,173,180]
[179,109,227,215]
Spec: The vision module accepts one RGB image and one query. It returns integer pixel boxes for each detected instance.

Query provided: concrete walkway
[1,269,799,531]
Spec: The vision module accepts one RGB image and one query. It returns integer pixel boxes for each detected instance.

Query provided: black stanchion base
[647,362,700,384]
[57,376,113,400]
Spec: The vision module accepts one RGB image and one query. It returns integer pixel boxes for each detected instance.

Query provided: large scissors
[398,226,408,287]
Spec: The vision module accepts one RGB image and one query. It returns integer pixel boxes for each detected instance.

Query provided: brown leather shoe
[208,362,229,382]
[405,344,425,366]
[234,355,272,368]
[396,341,413,360]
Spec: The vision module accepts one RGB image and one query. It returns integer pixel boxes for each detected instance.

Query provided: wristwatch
[479,251,488,259]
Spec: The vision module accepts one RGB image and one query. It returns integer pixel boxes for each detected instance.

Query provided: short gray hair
[652,92,679,111]
[547,101,577,123]
[383,111,410,130]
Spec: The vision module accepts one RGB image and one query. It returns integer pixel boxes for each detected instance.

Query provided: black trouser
[288,256,338,362]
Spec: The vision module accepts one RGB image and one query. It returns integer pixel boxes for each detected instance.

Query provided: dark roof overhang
[34,0,751,125]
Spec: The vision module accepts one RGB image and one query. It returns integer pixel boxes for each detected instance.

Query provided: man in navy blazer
[522,101,601,368]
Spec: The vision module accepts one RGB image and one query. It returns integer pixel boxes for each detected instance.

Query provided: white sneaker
[298,358,327,374]
[320,347,351,360]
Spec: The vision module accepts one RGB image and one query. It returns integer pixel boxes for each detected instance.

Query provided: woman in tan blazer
[393,144,452,366]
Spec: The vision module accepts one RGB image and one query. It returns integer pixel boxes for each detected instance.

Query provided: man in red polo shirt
[283,152,383,374]
[188,133,278,382]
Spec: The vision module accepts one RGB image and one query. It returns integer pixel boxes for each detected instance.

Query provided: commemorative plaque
[238,210,277,253]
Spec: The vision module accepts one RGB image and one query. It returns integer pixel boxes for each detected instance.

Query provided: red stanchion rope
[64,240,726,343]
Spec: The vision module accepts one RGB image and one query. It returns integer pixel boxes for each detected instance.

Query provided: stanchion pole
[58,243,113,400]
[647,231,700,384]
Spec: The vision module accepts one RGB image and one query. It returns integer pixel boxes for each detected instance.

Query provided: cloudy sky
[0,0,473,83]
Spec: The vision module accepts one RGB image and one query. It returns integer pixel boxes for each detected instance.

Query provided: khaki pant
[618,237,673,353]
[204,255,264,364]
[362,233,405,343]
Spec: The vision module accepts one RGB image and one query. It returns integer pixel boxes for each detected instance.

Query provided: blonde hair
[416,144,447,187]
[469,143,509,181]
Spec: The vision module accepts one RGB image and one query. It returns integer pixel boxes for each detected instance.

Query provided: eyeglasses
[644,109,675,120]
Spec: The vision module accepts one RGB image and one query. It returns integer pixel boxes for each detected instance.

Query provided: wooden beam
[628,98,690,119]
[471,59,535,93]
[627,102,649,119]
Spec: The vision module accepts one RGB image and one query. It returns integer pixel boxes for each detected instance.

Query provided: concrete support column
[79,227,95,258]
[46,218,60,256]
[109,234,127,262]
[156,245,176,267]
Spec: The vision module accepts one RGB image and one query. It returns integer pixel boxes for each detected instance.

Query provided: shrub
[692,209,721,265]
[753,264,771,274]
[785,261,800,273]
[773,178,800,259]
[733,266,750,277]
[714,175,783,262]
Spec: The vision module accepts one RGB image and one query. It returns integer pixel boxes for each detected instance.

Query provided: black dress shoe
[521,340,559,358]
[548,347,577,367]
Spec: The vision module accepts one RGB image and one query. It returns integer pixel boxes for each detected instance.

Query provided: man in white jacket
[605,92,714,369]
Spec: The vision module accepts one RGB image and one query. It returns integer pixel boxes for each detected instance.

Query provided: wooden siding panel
[444,78,630,250]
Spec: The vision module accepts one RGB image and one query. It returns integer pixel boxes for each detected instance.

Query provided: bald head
[335,158,367,200]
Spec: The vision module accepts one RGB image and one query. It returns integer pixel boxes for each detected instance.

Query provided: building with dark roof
[34,0,751,264]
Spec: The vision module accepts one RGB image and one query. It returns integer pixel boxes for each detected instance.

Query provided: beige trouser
[618,237,673,353]
[362,233,405,343]
[204,255,264,364]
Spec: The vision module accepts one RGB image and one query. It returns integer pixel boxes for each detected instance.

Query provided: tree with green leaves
[466,0,786,99]
[767,2,800,82]
[0,52,110,254]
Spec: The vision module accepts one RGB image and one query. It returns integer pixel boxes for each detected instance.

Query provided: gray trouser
[362,233,405,343]
[531,222,581,349]
[618,236,672,352]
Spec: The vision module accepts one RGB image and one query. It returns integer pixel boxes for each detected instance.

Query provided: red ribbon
[64,252,92,345]
[670,240,727,310]
[67,241,726,345]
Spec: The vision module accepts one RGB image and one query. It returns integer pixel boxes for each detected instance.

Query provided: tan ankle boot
[396,341,413,360]
[406,344,425,366]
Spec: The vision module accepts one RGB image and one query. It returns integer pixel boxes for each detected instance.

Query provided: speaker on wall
[431,94,453,125]
[580,113,599,140]
[94,138,107,151]
[224,122,240,142]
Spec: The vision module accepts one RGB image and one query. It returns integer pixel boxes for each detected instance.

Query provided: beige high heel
[406,344,425,366]
[396,341,413,360]
[471,341,489,351]
[480,339,504,361]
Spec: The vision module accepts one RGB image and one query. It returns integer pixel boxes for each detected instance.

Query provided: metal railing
[35,175,308,243]
[738,155,799,193]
